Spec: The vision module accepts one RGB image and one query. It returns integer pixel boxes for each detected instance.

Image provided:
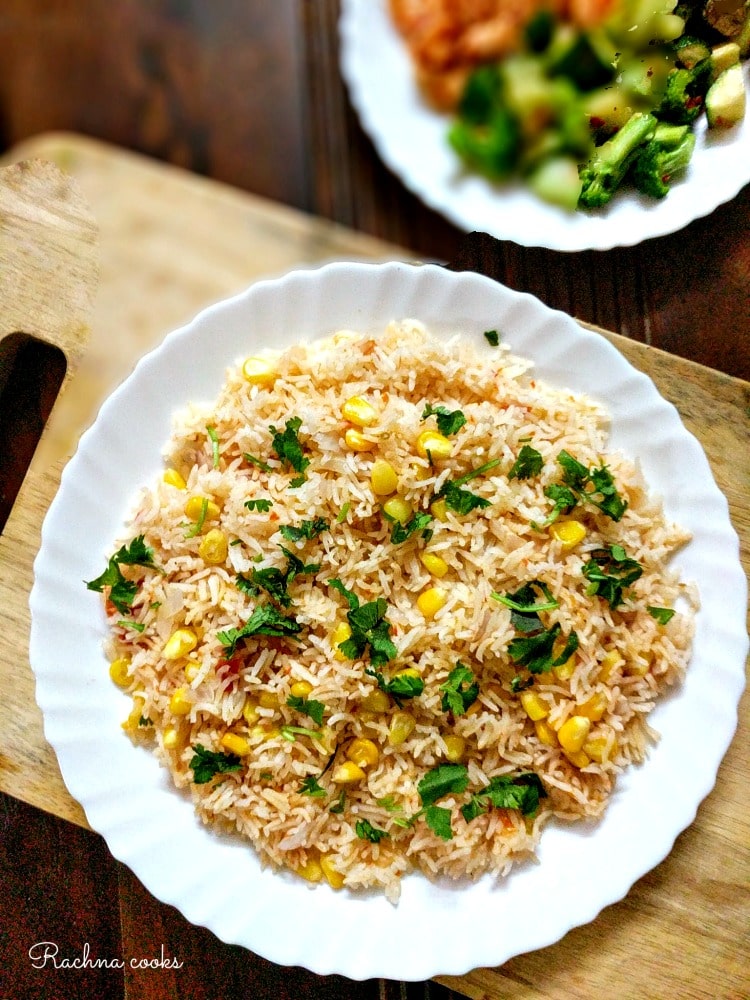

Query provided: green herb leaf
[439,662,479,716]
[287,694,325,726]
[207,425,220,468]
[582,545,643,608]
[389,510,433,544]
[366,666,424,705]
[184,497,209,539]
[436,458,501,515]
[117,619,146,633]
[279,517,329,543]
[556,450,628,521]
[421,403,467,437]
[299,775,327,798]
[244,497,273,512]
[461,772,546,822]
[269,417,310,479]
[648,605,676,624]
[417,763,469,807]
[189,745,242,784]
[327,577,360,611]
[508,622,579,674]
[329,790,346,814]
[339,596,398,667]
[336,502,351,524]
[280,724,322,742]
[85,535,159,614]
[355,819,390,843]
[484,329,500,347]
[243,452,272,473]
[508,444,543,481]
[425,804,454,840]
[217,604,302,656]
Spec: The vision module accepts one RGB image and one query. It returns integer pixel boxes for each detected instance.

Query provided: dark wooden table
[0,3,748,999]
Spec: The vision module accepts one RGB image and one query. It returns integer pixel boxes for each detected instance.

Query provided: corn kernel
[258,690,279,710]
[109,656,131,688]
[163,467,186,489]
[249,724,281,742]
[122,695,146,731]
[297,856,323,883]
[320,855,345,890]
[430,498,448,521]
[520,690,549,721]
[599,650,623,681]
[564,748,591,768]
[388,711,415,746]
[184,495,220,522]
[558,715,591,754]
[550,519,587,550]
[553,657,576,681]
[370,458,398,496]
[318,726,337,754]
[578,691,608,722]
[346,738,380,769]
[331,621,352,660]
[361,689,391,713]
[220,732,252,756]
[163,628,198,661]
[331,761,366,784]
[162,725,182,750]
[416,429,453,461]
[419,551,449,578]
[443,734,466,762]
[184,660,202,683]
[583,734,613,763]
[242,356,277,386]
[242,700,260,727]
[169,687,193,716]
[534,719,558,746]
[417,586,447,618]
[344,428,376,452]
[627,651,653,676]
[382,496,412,524]
[290,680,313,699]
[342,395,377,427]
[198,528,228,565]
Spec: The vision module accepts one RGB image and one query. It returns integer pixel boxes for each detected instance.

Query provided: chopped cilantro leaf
[510,674,534,693]
[336,501,351,524]
[492,581,559,615]
[217,604,302,656]
[329,790,346,814]
[425,805,454,840]
[279,517,329,543]
[269,416,309,479]
[436,458,501,515]
[280,724,323,742]
[648,605,675,625]
[85,535,159,615]
[421,403,467,437]
[461,772,546,822]
[236,548,318,607]
[117,620,146,633]
[439,662,479,716]
[355,819,390,843]
[538,483,578,528]
[299,775,327,798]
[206,425,220,468]
[508,622,579,674]
[417,763,469,808]
[582,545,643,608]
[388,510,433,544]
[243,452,272,473]
[244,497,273,512]
[287,694,325,726]
[508,444,543,481]
[366,666,424,705]
[340,597,398,667]
[327,577,359,610]
[184,497,209,539]
[189,745,242,784]
[556,450,628,521]
[484,330,500,346]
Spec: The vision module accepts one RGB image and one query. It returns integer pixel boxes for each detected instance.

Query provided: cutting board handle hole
[0,333,67,534]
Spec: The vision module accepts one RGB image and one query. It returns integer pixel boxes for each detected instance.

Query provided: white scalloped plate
[30,262,747,981]
[339,0,750,251]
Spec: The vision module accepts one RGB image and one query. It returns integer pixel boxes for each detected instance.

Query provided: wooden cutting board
[1,133,747,1000]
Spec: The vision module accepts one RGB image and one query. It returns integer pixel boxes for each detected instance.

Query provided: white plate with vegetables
[339,0,750,251]
[28,262,747,981]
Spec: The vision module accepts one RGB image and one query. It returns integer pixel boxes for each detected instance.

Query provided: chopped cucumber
[710,41,741,81]
[526,156,583,210]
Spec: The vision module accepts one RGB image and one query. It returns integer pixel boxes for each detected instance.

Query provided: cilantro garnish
[244,497,273,512]
[582,545,643,608]
[421,403,467,437]
[508,444,543,481]
[492,581,559,616]
[328,581,398,667]
[436,457,501,515]
[376,796,412,828]
[508,622,579,674]
[539,483,578,527]
[648,605,675,625]
[336,502,351,524]
[329,790,346,814]
[279,517,329,543]
[206,425,220,468]
[269,417,310,481]
[484,330,500,347]
[85,535,159,615]
[184,497,209,539]
[439,663,479,716]
[366,666,424,706]
[236,548,319,607]
[243,452,272,473]
[387,510,433,545]
[416,763,470,841]
[355,819,390,843]
[287,694,325,726]
[461,772,546,823]
[280,724,323,743]
[217,604,302,656]
[556,450,628,521]
[117,620,146,633]
[299,775,327,798]
[189,745,242,784]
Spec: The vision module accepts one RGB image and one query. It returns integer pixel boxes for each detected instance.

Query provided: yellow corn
[249,724,281,742]
[184,495,220,522]
[627,651,653,676]
[346,738,380,769]
[342,395,377,427]
[258,690,279,710]
[553,658,576,681]
[344,428,376,452]
[109,656,131,688]
[290,680,313,700]
[162,725,182,750]
[535,719,558,747]
[331,761,366,784]
[419,551,449,578]
[520,690,549,721]
[169,686,193,716]
[297,855,323,883]
[198,528,228,565]
[320,855,345,890]
[163,628,198,661]
[599,649,623,681]
[318,726,337,754]
[382,496,412,524]
[578,691,608,722]
[558,715,591,754]
[220,732,252,756]
[550,519,587,550]
[331,621,352,660]
[184,659,202,683]
[370,458,398,496]
[417,586,447,618]
[242,356,277,386]
[122,695,146,732]
[583,734,613,763]
[388,711,416,746]
[163,467,186,489]
[416,429,453,461]
[361,689,391,713]
[443,734,466,762]
[430,498,448,522]
[242,700,260,727]
[564,748,591,769]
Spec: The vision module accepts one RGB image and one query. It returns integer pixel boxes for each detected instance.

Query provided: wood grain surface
[0,134,747,1000]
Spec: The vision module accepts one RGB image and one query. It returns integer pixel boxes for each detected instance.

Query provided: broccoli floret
[448,109,522,180]
[658,61,712,123]
[631,123,697,198]
[578,112,657,209]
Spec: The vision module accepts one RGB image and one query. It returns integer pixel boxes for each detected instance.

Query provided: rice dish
[88,319,695,901]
